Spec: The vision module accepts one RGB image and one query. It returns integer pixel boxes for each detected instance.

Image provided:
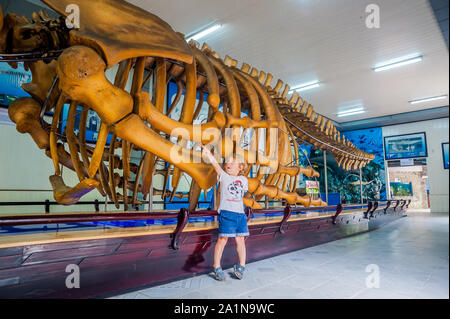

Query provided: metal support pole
[213,184,218,222]
[148,158,157,213]
[359,167,363,204]
[148,182,153,212]
[213,184,217,210]
[385,160,391,200]
[323,150,328,203]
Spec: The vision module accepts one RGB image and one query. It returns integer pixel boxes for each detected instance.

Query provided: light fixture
[373,55,423,72]
[337,107,365,117]
[186,23,222,42]
[409,95,447,105]
[289,81,320,92]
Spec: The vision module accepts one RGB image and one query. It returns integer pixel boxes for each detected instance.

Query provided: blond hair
[223,154,247,176]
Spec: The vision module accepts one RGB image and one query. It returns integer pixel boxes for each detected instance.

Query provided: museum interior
[0,0,448,301]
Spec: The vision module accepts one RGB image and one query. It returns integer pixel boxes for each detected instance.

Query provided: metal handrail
[0,50,64,63]
[0,199,213,214]
[0,201,392,227]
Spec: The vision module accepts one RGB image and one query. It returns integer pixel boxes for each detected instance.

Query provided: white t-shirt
[218,172,248,214]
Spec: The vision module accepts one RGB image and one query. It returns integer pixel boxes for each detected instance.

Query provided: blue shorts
[218,210,249,237]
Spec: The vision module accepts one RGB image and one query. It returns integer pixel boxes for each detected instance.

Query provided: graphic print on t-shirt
[227,180,245,201]
[218,172,248,214]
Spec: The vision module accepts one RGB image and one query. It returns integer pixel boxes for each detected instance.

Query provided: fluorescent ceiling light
[337,107,365,117]
[186,23,222,42]
[373,55,422,72]
[289,81,320,92]
[409,95,447,104]
[337,110,365,117]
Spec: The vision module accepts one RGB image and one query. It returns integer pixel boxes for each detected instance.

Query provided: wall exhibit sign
[442,142,449,169]
[305,180,320,195]
[384,132,428,160]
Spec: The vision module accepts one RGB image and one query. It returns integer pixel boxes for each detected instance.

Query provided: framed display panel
[442,142,449,169]
[390,182,413,197]
[384,132,428,160]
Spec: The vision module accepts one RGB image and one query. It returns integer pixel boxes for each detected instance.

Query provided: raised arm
[201,145,224,177]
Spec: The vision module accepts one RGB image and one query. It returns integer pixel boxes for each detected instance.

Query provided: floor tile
[110,212,449,299]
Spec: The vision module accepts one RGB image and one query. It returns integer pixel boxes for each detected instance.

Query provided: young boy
[202,146,249,281]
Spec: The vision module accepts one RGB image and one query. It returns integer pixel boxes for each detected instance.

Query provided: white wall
[0,64,136,214]
[0,123,115,214]
[382,117,449,213]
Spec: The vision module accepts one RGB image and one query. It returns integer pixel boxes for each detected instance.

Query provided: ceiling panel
[128,0,449,123]
[15,0,448,123]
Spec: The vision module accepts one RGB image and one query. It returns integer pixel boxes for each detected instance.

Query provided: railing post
[400,200,407,210]
[364,201,373,219]
[245,206,253,223]
[393,200,400,211]
[45,199,50,214]
[369,201,379,218]
[171,208,189,250]
[94,199,99,212]
[279,204,292,234]
[332,203,343,225]
[383,200,391,214]
[406,199,411,208]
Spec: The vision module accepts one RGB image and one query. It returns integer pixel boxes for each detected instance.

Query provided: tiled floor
[110,212,449,299]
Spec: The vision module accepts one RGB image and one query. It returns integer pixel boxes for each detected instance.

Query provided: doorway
[386,158,429,209]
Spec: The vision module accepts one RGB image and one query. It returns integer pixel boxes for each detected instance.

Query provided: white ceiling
[126,0,448,123]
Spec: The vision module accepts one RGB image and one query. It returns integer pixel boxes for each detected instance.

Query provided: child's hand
[202,145,213,159]
[201,145,223,175]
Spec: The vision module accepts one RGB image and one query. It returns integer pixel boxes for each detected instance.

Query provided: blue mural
[344,127,386,200]
[306,127,386,204]
[297,144,313,167]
